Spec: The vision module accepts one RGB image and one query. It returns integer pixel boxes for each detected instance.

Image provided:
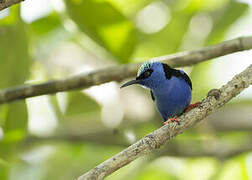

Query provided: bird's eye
[136,69,153,80]
[143,71,151,78]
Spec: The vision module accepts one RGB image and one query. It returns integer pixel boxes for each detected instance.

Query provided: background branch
[0,36,252,104]
[0,0,24,11]
[24,132,131,147]
[23,107,252,148]
[24,135,252,160]
[77,64,252,180]
[155,139,252,159]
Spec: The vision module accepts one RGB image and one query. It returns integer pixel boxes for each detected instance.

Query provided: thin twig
[77,64,252,180]
[0,36,252,104]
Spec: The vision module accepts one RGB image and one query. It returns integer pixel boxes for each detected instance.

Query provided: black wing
[162,63,192,89]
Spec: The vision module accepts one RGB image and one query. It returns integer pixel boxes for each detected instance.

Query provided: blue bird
[121,62,200,124]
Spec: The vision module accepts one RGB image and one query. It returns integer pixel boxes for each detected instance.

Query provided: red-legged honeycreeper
[121,62,200,124]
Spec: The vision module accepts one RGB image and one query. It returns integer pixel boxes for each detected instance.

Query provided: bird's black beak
[120,79,140,88]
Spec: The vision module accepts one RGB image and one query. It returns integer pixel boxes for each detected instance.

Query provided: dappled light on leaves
[26,96,58,136]
[135,2,171,34]
[0,9,9,20]
[85,82,123,128]
[0,0,252,179]
[21,0,53,23]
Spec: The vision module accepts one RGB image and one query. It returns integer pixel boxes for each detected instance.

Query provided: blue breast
[152,76,192,121]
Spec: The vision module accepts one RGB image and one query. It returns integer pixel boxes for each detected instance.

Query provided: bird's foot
[163,116,179,125]
[185,102,201,112]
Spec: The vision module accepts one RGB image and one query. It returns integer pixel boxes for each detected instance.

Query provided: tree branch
[24,132,131,147]
[0,36,252,104]
[207,107,252,131]
[77,64,252,180]
[24,135,252,160]
[0,0,24,11]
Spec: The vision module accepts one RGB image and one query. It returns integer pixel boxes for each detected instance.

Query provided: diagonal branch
[0,36,252,104]
[77,64,252,180]
[0,0,25,11]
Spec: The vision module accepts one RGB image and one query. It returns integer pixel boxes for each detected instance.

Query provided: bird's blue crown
[137,61,154,76]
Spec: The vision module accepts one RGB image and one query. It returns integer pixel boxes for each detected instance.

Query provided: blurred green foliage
[0,0,251,180]
[0,6,30,178]
[65,0,137,62]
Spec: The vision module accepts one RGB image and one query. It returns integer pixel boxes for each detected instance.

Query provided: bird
[120,61,200,124]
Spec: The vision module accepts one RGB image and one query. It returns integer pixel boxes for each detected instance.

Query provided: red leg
[185,102,201,112]
[163,116,178,125]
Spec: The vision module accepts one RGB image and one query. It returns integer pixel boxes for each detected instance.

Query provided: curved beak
[120,79,140,88]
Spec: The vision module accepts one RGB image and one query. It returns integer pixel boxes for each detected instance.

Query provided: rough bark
[0,0,24,11]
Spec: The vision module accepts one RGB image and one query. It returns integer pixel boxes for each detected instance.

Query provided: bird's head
[120,62,166,90]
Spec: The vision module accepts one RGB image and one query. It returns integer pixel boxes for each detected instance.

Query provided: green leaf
[132,0,196,60]
[0,163,8,180]
[0,6,19,26]
[190,62,214,102]
[0,14,30,87]
[133,11,193,59]
[186,0,229,12]
[4,102,28,133]
[106,0,152,17]
[206,1,249,44]
[30,12,62,36]
[1,129,25,143]
[42,143,122,180]
[65,0,136,63]
[135,164,176,180]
